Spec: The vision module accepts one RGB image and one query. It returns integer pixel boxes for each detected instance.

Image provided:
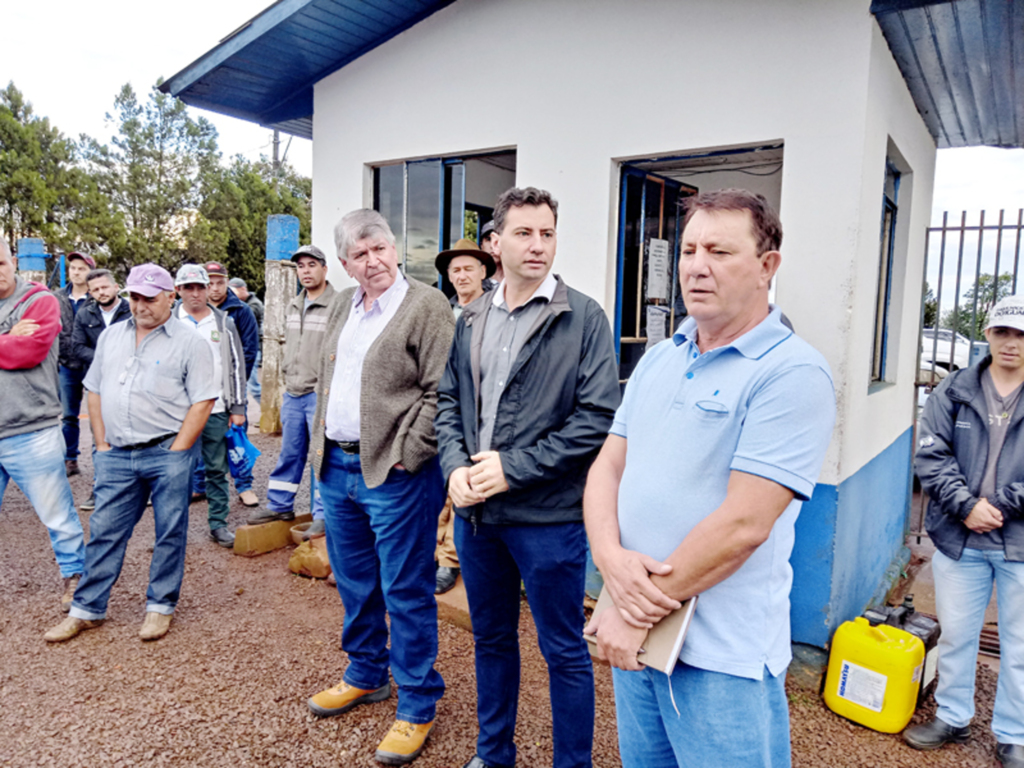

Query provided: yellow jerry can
[823,617,925,733]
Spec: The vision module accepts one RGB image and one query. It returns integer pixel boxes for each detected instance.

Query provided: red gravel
[0,425,1002,767]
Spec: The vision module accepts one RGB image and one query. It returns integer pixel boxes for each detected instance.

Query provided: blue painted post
[260,215,301,433]
[16,238,50,283]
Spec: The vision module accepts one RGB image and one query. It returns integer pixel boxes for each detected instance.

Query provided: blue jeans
[455,515,594,768]
[613,663,790,768]
[932,548,1024,744]
[0,426,85,577]
[266,392,323,519]
[59,365,87,460]
[319,447,445,724]
[70,437,197,618]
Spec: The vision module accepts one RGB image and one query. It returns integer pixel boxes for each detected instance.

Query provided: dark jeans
[455,515,595,768]
[319,447,446,724]
[59,365,87,460]
[69,437,197,619]
[200,412,230,529]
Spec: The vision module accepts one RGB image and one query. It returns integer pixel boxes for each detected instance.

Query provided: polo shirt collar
[673,304,791,358]
[353,272,407,312]
[492,271,558,309]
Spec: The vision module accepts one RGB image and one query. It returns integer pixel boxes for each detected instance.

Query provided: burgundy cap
[125,264,174,297]
[204,261,228,277]
[67,252,96,269]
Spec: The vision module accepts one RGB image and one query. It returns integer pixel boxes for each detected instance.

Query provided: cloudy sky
[4,0,1024,221]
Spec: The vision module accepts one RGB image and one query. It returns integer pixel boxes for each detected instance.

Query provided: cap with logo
[175,263,210,287]
[204,261,228,277]
[67,252,97,269]
[480,221,495,239]
[291,245,327,264]
[986,296,1024,332]
[125,264,174,297]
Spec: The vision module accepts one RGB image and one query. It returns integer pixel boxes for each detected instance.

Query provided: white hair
[333,209,395,263]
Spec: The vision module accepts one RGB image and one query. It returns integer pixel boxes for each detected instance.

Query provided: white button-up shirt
[325,274,409,441]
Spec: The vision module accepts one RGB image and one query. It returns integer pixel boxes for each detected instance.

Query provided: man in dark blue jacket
[435,187,620,768]
[908,296,1024,768]
[56,251,95,476]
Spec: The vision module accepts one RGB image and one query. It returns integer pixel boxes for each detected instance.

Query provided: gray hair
[334,209,396,263]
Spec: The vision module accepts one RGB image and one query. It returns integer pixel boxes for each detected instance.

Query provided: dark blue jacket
[916,356,1024,561]
[216,290,259,379]
[70,298,132,369]
[435,276,620,525]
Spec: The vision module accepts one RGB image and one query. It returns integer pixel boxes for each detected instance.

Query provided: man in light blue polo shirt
[584,189,835,768]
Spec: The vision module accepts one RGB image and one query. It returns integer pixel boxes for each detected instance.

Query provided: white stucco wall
[311,0,936,486]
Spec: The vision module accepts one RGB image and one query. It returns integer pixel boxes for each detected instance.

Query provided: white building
[164,0,1022,649]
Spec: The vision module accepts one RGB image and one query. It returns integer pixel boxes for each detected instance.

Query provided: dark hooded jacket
[215,290,259,379]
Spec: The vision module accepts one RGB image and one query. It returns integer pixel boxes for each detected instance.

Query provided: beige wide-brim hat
[435,238,496,278]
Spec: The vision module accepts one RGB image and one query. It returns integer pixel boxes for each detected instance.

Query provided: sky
[3,1,1023,221]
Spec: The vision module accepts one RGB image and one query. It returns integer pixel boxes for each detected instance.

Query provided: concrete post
[259,215,300,434]
[16,238,48,284]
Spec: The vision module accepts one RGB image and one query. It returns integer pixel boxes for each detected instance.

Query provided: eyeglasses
[118,356,138,385]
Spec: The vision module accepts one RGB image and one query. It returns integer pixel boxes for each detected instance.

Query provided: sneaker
[307,680,391,717]
[903,717,971,750]
[238,490,259,507]
[65,460,80,477]
[375,719,434,765]
[302,519,326,540]
[139,611,172,641]
[210,527,235,548]
[435,566,460,595]
[60,574,81,612]
[247,508,295,525]
[80,493,95,512]
[44,616,103,643]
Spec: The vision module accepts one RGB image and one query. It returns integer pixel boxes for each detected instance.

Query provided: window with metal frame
[872,160,901,383]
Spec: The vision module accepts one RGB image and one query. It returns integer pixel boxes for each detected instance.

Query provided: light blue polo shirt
[612,305,835,680]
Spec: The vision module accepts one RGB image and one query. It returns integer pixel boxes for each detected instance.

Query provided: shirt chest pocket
[693,399,731,420]
[143,363,185,401]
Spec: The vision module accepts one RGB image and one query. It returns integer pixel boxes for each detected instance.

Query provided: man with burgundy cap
[56,250,97,477]
[45,263,218,644]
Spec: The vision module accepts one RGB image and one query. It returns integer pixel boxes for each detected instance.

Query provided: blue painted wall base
[790,428,913,648]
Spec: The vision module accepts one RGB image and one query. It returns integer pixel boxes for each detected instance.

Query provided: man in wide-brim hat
[435,239,496,317]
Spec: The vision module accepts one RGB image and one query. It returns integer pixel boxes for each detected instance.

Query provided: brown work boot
[44,616,103,643]
[307,680,391,717]
[139,612,172,641]
[60,574,81,612]
[375,719,434,765]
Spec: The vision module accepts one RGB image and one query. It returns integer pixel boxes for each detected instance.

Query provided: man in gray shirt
[45,263,218,644]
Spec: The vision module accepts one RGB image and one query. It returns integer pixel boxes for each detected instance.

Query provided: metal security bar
[911,209,1024,538]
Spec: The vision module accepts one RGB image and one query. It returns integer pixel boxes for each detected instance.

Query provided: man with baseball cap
[45,264,218,643]
[174,264,248,548]
[908,295,1024,767]
[228,277,265,403]
[56,251,97,477]
[248,244,334,537]
[479,221,503,284]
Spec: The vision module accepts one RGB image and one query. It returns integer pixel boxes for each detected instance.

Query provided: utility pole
[272,129,281,193]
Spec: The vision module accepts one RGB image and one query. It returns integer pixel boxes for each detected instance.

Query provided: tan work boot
[139,612,172,641]
[44,616,103,643]
[307,680,391,717]
[60,574,81,613]
[375,719,434,765]
[238,490,259,507]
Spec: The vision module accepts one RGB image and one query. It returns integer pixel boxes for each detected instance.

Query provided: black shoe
[998,743,1024,768]
[903,717,971,750]
[65,460,80,477]
[435,566,460,595]
[247,508,294,525]
[462,757,513,768]
[210,527,235,548]
[190,492,207,503]
[80,493,95,511]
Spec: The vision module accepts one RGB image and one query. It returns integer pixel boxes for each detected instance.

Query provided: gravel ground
[0,424,1003,767]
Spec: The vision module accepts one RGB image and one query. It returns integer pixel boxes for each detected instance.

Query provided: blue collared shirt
[83,315,219,448]
[611,306,835,680]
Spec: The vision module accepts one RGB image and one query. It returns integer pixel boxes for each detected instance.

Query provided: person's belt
[327,439,360,454]
[118,433,177,451]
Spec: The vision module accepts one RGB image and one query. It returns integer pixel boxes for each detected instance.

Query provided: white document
[645,305,670,350]
[647,238,670,300]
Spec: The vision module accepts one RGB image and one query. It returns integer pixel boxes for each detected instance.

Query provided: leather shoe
[376,719,433,765]
[247,508,294,525]
[238,490,259,507]
[44,616,103,643]
[60,574,81,612]
[307,680,390,717]
[210,527,235,548]
[65,460,80,477]
[999,743,1024,767]
[462,757,513,768]
[903,717,971,750]
[139,611,172,640]
[301,518,326,540]
[435,566,460,595]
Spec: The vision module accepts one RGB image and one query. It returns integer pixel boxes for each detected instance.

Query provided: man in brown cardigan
[305,209,454,766]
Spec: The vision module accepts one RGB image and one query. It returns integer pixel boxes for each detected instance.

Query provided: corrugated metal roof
[872,0,1024,149]
[159,0,454,139]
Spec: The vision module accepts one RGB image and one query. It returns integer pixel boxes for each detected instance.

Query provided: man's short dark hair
[682,189,782,254]
[86,268,115,284]
[492,187,559,234]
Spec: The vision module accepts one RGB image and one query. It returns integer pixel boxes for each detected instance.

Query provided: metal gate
[910,208,1024,536]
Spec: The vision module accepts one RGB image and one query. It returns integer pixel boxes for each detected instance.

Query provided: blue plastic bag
[226,424,261,479]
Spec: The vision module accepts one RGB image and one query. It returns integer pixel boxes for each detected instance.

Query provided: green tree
[941,272,1014,339]
[922,283,937,328]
